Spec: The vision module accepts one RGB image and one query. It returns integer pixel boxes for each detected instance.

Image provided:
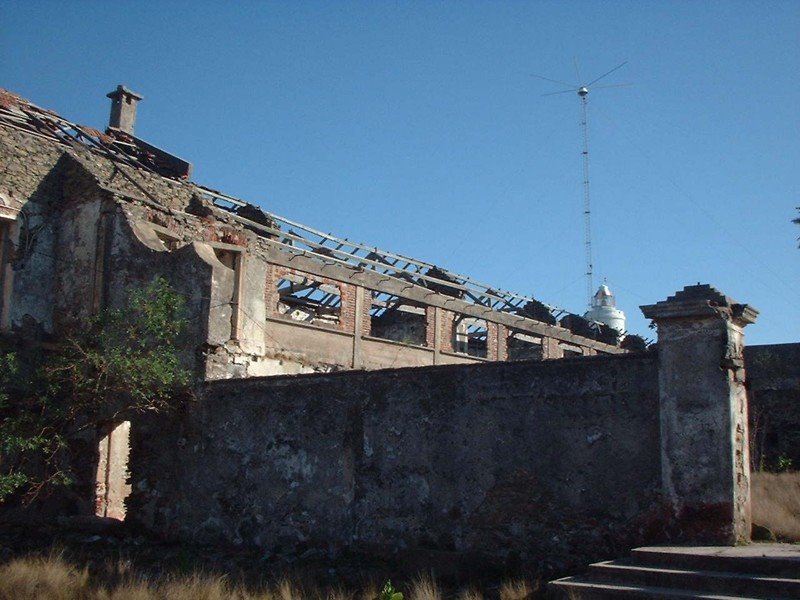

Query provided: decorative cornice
[641,284,758,326]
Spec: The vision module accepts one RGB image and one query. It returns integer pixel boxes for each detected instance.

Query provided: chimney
[106,85,143,134]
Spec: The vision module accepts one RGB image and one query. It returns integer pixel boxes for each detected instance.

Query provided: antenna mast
[534,61,628,309]
[579,86,593,308]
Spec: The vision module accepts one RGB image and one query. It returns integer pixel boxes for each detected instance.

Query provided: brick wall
[271,265,356,333]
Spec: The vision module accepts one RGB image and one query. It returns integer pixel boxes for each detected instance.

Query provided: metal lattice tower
[535,61,628,309]
[579,86,593,307]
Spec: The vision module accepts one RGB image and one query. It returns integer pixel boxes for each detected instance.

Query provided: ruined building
[0,86,625,381]
[1,86,779,573]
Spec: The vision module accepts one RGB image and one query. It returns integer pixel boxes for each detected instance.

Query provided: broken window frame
[452,315,489,358]
[276,273,342,327]
[560,342,583,358]
[368,290,428,347]
[507,330,544,361]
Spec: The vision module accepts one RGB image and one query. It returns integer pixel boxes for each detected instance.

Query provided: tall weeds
[499,579,537,600]
[0,551,90,600]
[407,575,441,600]
[0,552,549,600]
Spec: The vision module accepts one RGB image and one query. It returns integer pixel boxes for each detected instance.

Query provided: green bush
[0,277,191,503]
[377,580,404,600]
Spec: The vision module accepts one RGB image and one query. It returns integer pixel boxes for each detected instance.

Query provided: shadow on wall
[746,343,800,471]
[2,153,77,336]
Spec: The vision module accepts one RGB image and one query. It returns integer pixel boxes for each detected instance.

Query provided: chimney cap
[106,85,143,101]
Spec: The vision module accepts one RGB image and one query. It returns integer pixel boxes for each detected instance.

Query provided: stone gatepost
[641,284,758,544]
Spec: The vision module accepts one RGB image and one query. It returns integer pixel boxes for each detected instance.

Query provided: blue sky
[2,1,798,344]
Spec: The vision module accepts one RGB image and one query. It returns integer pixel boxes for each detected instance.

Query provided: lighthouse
[584,283,625,334]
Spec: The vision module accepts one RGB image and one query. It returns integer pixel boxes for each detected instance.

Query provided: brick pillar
[496,324,508,362]
[486,322,499,361]
[338,282,357,333]
[361,288,372,338]
[541,337,563,359]
[440,309,455,353]
[352,286,365,369]
[427,306,443,365]
[642,284,758,544]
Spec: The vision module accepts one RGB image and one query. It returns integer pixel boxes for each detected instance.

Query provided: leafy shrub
[0,277,191,503]
[377,581,403,600]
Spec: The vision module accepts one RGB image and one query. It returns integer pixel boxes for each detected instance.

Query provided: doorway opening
[95,421,131,520]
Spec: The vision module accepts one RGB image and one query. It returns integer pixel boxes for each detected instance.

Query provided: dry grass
[0,550,90,600]
[0,553,274,600]
[0,552,547,600]
[751,471,800,541]
[0,554,483,600]
[94,583,153,600]
[407,574,442,600]
[499,579,537,600]
[159,573,250,600]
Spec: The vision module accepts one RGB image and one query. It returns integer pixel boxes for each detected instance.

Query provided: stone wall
[128,353,661,569]
[745,343,800,470]
[122,283,757,567]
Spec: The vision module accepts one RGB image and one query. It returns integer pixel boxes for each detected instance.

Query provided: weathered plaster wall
[654,319,739,510]
[128,353,661,568]
[54,196,104,328]
[104,207,219,373]
[642,284,757,544]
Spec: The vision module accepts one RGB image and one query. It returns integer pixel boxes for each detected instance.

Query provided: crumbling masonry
[0,87,768,569]
[0,86,623,380]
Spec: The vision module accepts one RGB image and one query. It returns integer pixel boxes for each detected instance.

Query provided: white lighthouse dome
[584,283,626,333]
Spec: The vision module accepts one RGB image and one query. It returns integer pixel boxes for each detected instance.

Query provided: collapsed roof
[0,86,619,340]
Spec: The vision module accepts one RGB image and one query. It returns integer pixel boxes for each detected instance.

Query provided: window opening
[560,343,583,358]
[95,421,131,521]
[369,290,426,346]
[453,315,488,358]
[507,331,544,361]
[277,274,341,325]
